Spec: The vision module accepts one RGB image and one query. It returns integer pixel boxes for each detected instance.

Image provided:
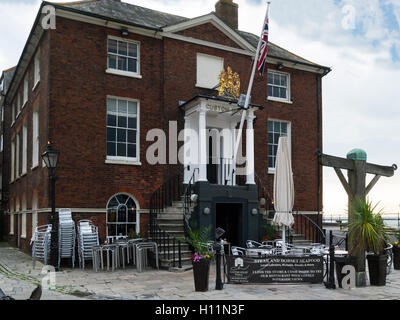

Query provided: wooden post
[318,149,397,287]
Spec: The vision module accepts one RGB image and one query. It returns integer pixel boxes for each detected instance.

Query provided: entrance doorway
[215,203,243,246]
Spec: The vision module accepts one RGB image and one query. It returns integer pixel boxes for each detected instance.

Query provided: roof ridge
[52,0,98,6]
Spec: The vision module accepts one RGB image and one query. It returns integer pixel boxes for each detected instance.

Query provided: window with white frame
[268,119,290,170]
[106,97,139,161]
[11,139,15,182]
[16,133,20,178]
[267,70,290,101]
[9,201,14,235]
[196,53,224,89]
[34,50,40,87]
[17,92,21,114]
[32,194,38,236]
[12,102,15,123]
[21,196,27,238]
[22,123,27,174]
[106,193,138,238]
[23,76,28,106]
[107,37,139,75]
[32,110,39,168]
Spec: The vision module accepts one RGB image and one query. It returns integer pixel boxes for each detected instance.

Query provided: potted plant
[392,229,400,270]
[347,199,389,286]
[185,226,214,292]
[262,223,280,242]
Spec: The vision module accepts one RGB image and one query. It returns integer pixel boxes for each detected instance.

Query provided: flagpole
[232,2,271,178]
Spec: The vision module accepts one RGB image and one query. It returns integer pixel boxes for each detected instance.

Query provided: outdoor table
[322,249,348,256]
[246,248,275,257]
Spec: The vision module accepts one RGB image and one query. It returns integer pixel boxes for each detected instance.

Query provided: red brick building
[2,0,330,256]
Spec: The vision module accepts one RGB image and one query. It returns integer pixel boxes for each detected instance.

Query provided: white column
[198,106,208,181]
[246,109,256,184]
[230,122,237,185]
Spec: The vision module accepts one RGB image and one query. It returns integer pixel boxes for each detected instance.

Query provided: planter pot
[393,246,400,270]
[334,256,359,288]
[367,254,387,286]
[192,259,210,292]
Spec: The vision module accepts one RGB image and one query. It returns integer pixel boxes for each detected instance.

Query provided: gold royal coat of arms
[218,66,240,100]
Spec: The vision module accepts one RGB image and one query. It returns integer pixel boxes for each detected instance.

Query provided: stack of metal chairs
[77,220,99,269]
[58,209,76,268]
[30,224,52,268]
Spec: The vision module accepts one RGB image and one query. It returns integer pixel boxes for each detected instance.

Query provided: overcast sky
[1,0,399,217]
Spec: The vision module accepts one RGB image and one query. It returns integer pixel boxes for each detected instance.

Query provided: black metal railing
[182,168,199,238]
[149,172,184,269]
[292,211,326,244]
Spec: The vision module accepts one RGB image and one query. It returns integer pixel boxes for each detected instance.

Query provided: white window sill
[21,172,27,177]
[31,164,39,171]
[267,97,293,104]
[22,101,27,108]
[106,69,142,79]
[9,232,14,235]
[105,159,142,166]
[268,168,275,175]
[195,84,218,90]
[20,235,26,239]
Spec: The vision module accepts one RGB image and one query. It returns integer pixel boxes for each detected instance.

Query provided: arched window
[106,193,138,238]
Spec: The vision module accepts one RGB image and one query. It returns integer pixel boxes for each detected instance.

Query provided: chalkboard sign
[226,255,324,284]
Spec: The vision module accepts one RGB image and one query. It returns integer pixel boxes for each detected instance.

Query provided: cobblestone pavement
[1,244,400,300]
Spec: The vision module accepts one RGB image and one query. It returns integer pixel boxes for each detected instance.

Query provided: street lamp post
[41,142,59,270]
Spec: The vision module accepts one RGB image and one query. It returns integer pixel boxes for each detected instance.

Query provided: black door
[216,203,243,246]
[207,135,218,184]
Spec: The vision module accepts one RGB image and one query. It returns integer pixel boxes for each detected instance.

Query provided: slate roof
[49,0,330,72]
[1,67,16,94]
[53,0,188,30]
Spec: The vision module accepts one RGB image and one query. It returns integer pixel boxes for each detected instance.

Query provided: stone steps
[150,198,195,270]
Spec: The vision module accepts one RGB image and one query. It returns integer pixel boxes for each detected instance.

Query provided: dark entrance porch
[215,202,243,246]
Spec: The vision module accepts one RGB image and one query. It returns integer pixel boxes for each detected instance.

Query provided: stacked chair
[58,209,76,268]
[30,224,52,268]
[77,220,99,269]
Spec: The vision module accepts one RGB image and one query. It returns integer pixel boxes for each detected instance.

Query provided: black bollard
[324,230,336,289]
[215,244,223,290]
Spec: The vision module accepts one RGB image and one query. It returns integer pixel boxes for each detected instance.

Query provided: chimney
[215,0,238,30]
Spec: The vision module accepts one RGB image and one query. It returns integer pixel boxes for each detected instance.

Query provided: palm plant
[348,199,389,256]
[185,225,215,258]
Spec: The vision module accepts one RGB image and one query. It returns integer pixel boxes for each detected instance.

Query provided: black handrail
[149,172,184,269]
[292,211,326,243]
[182,168,198,237]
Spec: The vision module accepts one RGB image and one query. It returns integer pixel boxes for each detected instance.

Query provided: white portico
[179,95,260,186]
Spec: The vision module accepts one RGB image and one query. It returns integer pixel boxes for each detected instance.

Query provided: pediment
[162,13,255,53]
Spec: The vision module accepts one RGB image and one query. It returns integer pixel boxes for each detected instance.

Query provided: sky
[0,0,399,217]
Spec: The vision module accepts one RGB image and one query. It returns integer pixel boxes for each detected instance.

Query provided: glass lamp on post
[41,141,59,270]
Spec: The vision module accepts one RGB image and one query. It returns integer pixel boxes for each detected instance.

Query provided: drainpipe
[316,74,322,241]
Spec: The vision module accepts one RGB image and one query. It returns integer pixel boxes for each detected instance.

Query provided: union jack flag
[256,16,269,76]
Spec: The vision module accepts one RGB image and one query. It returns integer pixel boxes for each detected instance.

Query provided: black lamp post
[41,141,59,270]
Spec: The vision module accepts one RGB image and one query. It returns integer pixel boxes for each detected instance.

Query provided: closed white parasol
[272,136,294,253]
